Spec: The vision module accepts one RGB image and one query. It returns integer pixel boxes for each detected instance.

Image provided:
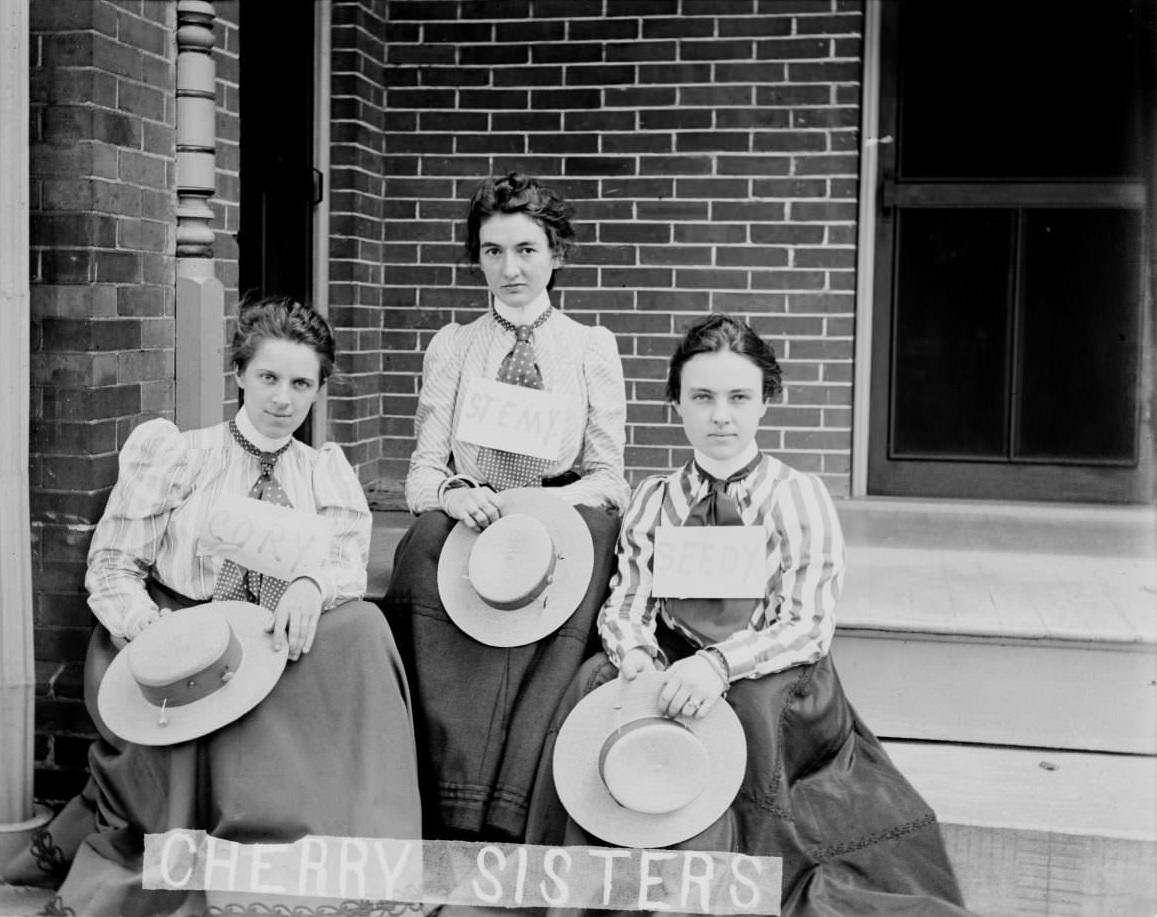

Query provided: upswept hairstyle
[666,313,783,403]
[230,295,336,384]
[464,172,577,270]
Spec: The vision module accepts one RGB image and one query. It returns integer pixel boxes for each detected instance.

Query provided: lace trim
[29,826,70,880]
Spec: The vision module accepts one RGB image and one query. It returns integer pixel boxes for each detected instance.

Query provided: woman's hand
[657,655,725,720]
[444,486,503,532]
[269,578,324,661]
[619,647,656,681]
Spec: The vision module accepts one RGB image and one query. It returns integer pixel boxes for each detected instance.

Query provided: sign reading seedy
[651,527,767,599]
[145,832,782,915]
[456,377,564,460]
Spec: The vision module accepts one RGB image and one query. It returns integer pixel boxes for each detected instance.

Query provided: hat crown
[128,610,232,687]
[467,513,557,611]
[599,716,710,815]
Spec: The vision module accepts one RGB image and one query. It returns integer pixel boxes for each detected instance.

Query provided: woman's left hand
[269,578,324,661]
[657,655,725,720]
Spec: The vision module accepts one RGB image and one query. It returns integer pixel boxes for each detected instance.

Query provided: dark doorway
[868,0,1150,502]
[238,1,316,306]
[238,2,318,441]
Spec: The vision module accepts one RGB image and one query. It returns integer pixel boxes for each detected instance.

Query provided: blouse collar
[693,440,760,482]
[234,407,293,454]
[493,290,552,329]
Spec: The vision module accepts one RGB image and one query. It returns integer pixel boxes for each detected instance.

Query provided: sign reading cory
[652,527,766,599]
[456,377,564,460]
[145,832,782,915]
[197,499,331,580]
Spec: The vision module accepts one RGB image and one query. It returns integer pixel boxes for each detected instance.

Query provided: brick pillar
[28,0,178,800]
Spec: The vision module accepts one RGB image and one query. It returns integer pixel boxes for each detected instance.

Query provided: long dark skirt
[6,600,421,917]
[379,505,620,842]
[523,624,976,917]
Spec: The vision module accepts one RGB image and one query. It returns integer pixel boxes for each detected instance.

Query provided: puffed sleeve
[598,475,668,667]
[553,324,630,512]
[405,323,463,514]
[86,418,193,640]
[304,443,372,609]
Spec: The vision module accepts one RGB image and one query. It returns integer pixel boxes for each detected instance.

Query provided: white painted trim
[851,0,883,497]
[311,0,332,445]
[0,0,34,826]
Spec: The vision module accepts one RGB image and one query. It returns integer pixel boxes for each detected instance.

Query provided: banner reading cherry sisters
[144,832,783,914]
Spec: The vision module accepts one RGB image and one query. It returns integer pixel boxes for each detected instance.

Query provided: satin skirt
[522,625,976,917]
[379,505,620,842]
[5,600,422,917]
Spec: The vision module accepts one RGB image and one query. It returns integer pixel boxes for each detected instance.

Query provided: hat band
[597,715,692,802]
[480,548,558,611]
[137,628,243,709]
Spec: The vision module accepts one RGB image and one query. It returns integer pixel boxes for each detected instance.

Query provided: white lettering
[638,850,676,911]
[202,836,240,891]
[372,840,414,900]
[680,852,715,913]
[158,831,196,888]
[297,836,328,897]
[338,838,368,899]
[248,846,284,895]
[729,854,762,910]
[587,848,631,906]
[539,848,572,907]
[472,846,505,904]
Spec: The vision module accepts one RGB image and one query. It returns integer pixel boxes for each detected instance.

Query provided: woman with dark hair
[526,313,974,915]
[381,173,628,842]
[5,296,421,916]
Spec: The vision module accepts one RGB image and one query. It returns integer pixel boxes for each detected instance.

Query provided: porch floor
[369,498,1157,647]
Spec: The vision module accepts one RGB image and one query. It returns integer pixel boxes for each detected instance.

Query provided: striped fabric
[86,415,373,640]
[599,454,846,680]
[406,309,630,514]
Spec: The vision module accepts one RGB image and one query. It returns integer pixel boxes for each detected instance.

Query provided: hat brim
[97,601,288,746]
[553,670,746,848]
[438,489,594,647]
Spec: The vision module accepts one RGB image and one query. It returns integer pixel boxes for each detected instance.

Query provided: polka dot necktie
[666,454,764,645]
[476,308,556,491]
[212,420,295,611]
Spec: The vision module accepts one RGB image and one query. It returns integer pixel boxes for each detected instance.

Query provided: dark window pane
[898,0,1142,181]
[1015,209,1142,463]
[892,210,1014,458]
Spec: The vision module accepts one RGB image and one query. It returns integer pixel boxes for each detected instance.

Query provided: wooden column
[0,0,50,856]
[176,0,225,430]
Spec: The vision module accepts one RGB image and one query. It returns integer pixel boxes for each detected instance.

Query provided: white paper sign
[455,377,564,461]
[197,499,332,580]
[652,527,767,599]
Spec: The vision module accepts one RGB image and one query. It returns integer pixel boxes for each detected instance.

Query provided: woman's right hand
[619,647,656,681]
[444,486,503,532]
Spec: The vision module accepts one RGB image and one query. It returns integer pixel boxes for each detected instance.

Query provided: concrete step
[885,740,1157,916]
[835,499,1157,755]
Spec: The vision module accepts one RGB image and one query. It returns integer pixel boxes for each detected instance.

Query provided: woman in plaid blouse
[380,173,629,843]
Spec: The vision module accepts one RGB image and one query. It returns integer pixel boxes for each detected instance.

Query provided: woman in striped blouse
[527,314,973,916]
[5,297,421,914]
[380,173,629,842]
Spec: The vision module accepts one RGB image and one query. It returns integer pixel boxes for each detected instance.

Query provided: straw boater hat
[97,601,288,746]
[437,488,595,647]
[553,670,747,848]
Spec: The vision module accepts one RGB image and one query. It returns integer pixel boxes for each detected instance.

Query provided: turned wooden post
[176,0,225,430]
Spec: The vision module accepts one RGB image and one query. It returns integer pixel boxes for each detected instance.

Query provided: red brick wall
[377,0,862,496]
[326,0,393,485]
[27,0,241,800]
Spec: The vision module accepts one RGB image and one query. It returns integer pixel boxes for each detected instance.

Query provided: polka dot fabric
[477,310,556,491]
[212,421,294,611]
